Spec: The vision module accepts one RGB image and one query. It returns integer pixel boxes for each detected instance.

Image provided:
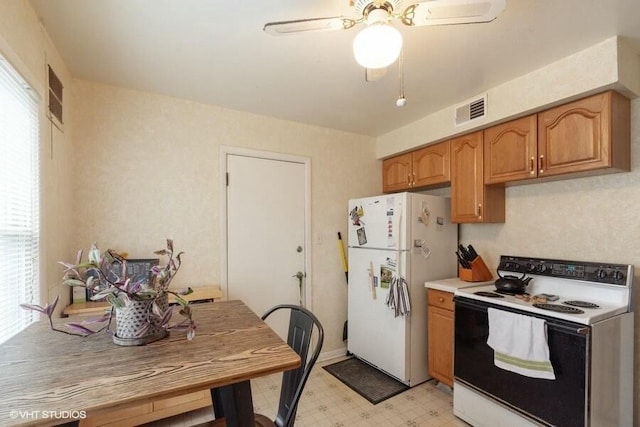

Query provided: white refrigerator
[347,192,458,386]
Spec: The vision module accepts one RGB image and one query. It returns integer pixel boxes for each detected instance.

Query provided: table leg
[210,381,255,427]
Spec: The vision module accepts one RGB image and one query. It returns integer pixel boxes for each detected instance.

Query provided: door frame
[219,145,312,308]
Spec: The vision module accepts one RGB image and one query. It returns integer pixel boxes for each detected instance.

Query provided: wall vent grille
[48,65,63,130]
[454,94,487,126]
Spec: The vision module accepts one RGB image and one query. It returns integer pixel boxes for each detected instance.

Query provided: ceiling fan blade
[264,17,357,35]
[401,0,506,27]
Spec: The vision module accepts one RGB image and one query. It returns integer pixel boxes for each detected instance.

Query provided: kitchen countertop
[425,277,494,293]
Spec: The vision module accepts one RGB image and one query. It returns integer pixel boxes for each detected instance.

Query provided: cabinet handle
[530,157,535,175]
[407,174,412,187]
[438,297,445,303]
[412,172,416,185]
[477,204,482,219]
[539,155,545,174]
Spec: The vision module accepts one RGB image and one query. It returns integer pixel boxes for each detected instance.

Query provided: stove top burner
[539,293,559,301]
[495,289,527,296]
[532,303,585,314]
[563,300,600,309]
[474,291,504,298]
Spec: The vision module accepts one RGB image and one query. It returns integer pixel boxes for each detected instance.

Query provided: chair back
[261,304,324,427]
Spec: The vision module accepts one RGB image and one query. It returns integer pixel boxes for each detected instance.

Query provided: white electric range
[452,255,634,427]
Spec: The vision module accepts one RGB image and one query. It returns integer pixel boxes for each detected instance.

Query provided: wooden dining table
[0,300,301,427]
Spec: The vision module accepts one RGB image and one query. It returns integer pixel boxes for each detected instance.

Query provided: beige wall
[1,0,381,357]
[71,80,380,354]
[377,37,640,158]
[387,35,640,422]
[457,98,640,425]
[4,0,640,420]
[0,0,75,313]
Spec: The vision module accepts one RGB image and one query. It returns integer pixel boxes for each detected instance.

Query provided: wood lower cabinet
[538,90,630,178]
[382,141,450,192]
[451,131,505,223]
[427,289,454,387]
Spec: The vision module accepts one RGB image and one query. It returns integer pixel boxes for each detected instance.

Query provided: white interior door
[223,149,309,338]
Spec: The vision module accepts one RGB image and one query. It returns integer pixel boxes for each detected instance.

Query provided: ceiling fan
[264,0,507,70]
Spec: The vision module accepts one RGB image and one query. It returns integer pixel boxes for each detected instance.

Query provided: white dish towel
[487,308,555,380]
[385,276,411,317]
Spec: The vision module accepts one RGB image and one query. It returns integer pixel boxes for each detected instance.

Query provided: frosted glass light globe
[353,22,403,69]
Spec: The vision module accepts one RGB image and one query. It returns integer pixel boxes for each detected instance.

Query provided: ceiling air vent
[454,94,487,126]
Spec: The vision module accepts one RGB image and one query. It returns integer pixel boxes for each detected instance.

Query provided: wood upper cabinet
[427,289,454,387]
[538,90,630,178]
[412,141,451,188]
[485,91,630,185]
[382,152,412,192]
[484,115,538,184]
[451,131,505,223]
[382,141,450,193]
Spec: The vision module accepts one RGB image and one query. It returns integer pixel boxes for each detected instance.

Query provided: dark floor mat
[323,357,409,404]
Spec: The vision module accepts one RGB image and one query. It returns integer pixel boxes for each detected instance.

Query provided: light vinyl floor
[146,357,469,427]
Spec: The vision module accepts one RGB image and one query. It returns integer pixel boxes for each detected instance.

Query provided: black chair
[206,304,324,427]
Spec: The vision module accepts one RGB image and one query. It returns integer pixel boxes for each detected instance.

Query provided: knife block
[459,256,493,282]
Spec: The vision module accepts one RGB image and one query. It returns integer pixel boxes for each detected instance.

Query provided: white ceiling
[29,0,640,137]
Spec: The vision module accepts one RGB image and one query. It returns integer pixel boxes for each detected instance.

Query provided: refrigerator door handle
[369,261,377,300]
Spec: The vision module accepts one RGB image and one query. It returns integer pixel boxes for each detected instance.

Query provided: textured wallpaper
[460,98,640,423]
[459,100,639,282]
[4,0,640,419]
[70,80,380,355]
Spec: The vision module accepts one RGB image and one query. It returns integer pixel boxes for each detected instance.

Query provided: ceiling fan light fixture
[353,22,403,69]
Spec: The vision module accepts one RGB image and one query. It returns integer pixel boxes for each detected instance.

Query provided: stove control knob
[596,269,608,279]
[504,262,519,271]
[526,263,536,272]
[613,270,625,281]
[536,264,548,273]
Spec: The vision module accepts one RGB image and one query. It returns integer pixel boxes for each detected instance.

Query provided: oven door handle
[454,296,591,337]
[547,324,590,336]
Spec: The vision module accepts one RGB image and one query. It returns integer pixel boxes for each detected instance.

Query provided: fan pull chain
[396,47,406,107]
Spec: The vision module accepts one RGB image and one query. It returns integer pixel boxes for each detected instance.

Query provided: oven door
[454,296,590,427]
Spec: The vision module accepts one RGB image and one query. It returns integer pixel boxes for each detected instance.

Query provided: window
[0,54,40,344]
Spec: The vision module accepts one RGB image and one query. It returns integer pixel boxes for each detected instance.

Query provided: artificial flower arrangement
[21,239,196,342]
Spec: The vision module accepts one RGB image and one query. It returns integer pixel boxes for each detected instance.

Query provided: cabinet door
[412,141,451,188]
[382,152,412,193]
[538,91,627,177]
[484,115,538,184]
[451,132,484,223]
[452,131,504,223]
[428,304,454,387]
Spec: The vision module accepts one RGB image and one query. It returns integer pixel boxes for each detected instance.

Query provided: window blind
[0,55,40,344]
